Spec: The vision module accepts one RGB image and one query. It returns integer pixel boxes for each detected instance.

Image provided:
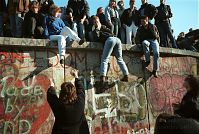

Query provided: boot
[121,75,128,82]
[94,75,116,94]
[100,75,106,82]
[152,70,158,78]
[60,59,64,64]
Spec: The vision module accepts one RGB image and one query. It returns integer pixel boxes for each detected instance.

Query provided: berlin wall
[0,37,198,134]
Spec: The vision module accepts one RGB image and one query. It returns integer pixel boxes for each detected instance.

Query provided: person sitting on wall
[23,1,44,39]
[62,7,78,34]
[44,4,84,64]
[47,69,90,134]
[90,15,129,93]
[154,75,199,134]
[176,30,198,52]
[135,15,160,78]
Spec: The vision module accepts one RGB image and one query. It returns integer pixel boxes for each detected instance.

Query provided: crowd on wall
[0,0,198,52]
[1,1,199,134]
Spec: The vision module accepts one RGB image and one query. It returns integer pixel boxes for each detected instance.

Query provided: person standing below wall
[155,0,178,48]
[67,0,90,40]
[44,5,84,64]
[135,15,159,77]
[8,0,30,37]
[154,75,199,134]
[121,0,139,45]
[105,0,120,36]
[47,69,89,134]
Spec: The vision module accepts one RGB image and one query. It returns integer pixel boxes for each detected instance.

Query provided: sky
[55,0,199,38]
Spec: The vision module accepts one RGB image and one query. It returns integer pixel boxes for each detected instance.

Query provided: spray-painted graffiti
[83,74,149,134]
[0,74,51,134]
[0,51,52,134]
[0,45,197,134]
[148,74,186,117]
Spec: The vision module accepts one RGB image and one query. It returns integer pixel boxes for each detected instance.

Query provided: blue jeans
[142,39,160,71]
[100,37,129,76]
[77,22,85,39]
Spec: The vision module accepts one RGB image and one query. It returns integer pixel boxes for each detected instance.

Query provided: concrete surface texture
[0,37,198,134]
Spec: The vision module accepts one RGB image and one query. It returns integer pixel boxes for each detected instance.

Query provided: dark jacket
[175,91,199,121]
[39,0,54,15]
[139,3,158,20]
[0,0,7,13]
[136,22,159,43]
[97,13,107,26]
[92,25,114,43]
[121,7,139,27]
[47,78,87,134]
[155,4,172,24]
[67,0,90,21]
[23,10,44,38]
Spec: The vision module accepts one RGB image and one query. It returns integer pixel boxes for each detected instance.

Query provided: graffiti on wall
[0,51,52,134]
[0,48,197,134]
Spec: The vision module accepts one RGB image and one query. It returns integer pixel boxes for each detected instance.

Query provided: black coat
[47,78,89,134]
[0,0,7,12]
[23,10,44,38]
[91,25,113,43]
[67,0,90,21]
[155,4,172,24]
[136,22,159,43]
[139,3,158,20]
[120,7,139,27]
[175,91,199,121]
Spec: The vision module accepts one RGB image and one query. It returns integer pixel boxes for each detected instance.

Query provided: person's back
[155,75,199,134]
[47,70,89,134]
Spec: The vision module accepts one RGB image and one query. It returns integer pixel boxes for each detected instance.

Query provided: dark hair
[65,7,73,15]
[59,82,77,104]
[30,1,40,8]
[140,15,148,19]
[184,75,199,96]
[97,7,103,15]
[117,1,123,6]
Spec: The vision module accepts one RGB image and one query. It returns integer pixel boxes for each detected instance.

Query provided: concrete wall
[0,37,198,134]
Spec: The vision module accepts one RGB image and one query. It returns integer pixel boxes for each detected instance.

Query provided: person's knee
[142,40,149,47]
[154,51,160,58]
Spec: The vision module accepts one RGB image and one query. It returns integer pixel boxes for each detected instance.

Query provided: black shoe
[152,70,158,78]
[120,75,128,82]
[94,81,116,94]
[60,59,64,64]
[79,38,85,45]
[144,61,150,67]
